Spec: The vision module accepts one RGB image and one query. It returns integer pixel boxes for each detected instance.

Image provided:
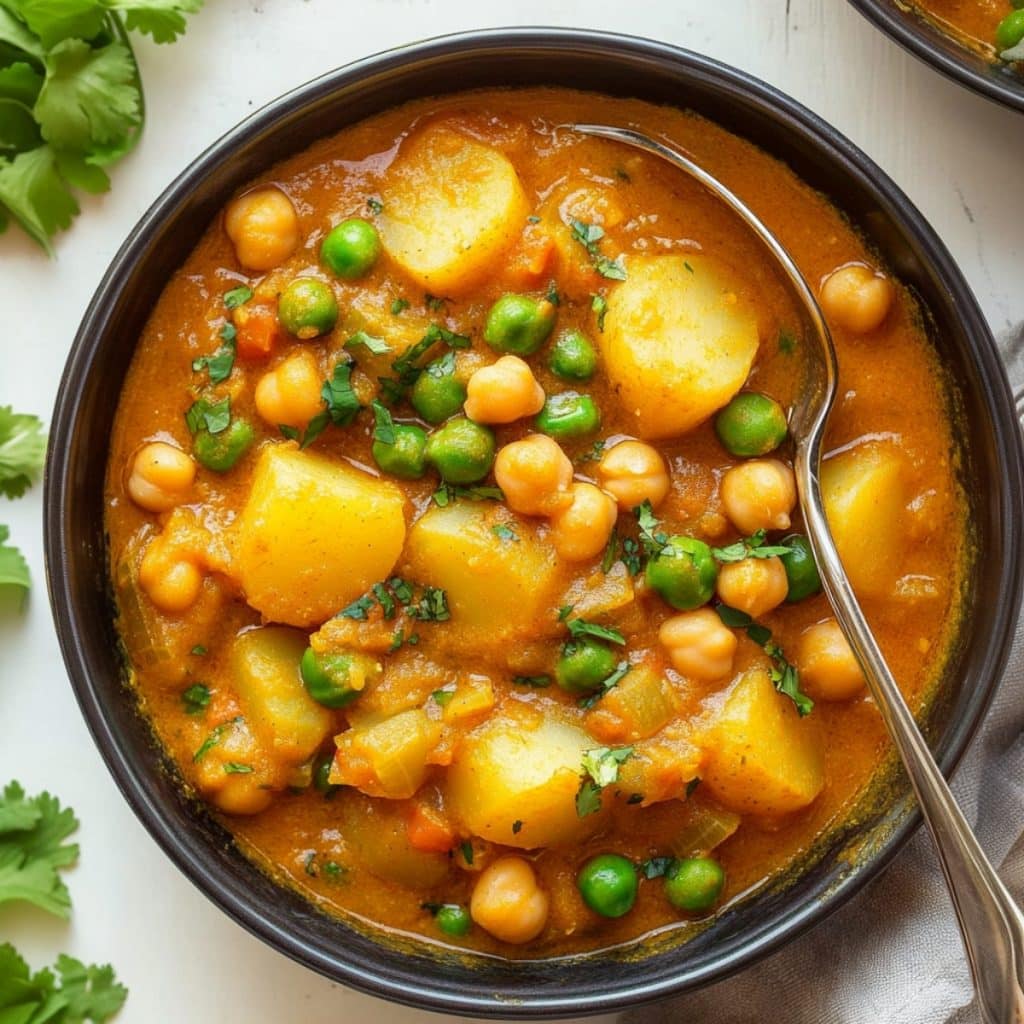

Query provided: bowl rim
[847,0,1024,114]
[43,26,1024,1018]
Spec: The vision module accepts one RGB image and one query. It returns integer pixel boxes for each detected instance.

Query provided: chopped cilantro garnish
[591,293,609,331]
[192,336,236,384]
[223,762,253,775]
[371,400,396,446]
[635,500,668,559]
[459,840,474,865]
[190,645,207,656]
[345,330,389,355]
[559,606,626,645]
[185,395,230,435]
[424,293,447,311]
[367,196,383,214]
[711,529,792,564]
[576,746,634,817]
[180,683,210,715]
[545,280,560,306]
[512,674,551,688]
[321,361,362,427]
[389,577,415,605]
[339,594,375,621]
[686,776,702,798]
[372,581,396,619]
[408,586,450,623]
[224,285,253,310]
[683,260,695,274]
[779,328,797,355]
[715,606,813,715]
[577,661,630,710]
[390,297,410,315]
[192,717,241,764]
[569,218,627,280]
[431,687,455,707]
[492,524,518,542]
[512,820,523,834]
[432,483,504,507]
[382,323,470,399]
[640,856,674,879]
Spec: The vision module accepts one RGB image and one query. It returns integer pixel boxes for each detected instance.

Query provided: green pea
[320,218,381,279]
[411,355,466,424]
[664,857,726,913]
[577,854,638,918]
[549,329,598,381]
[193,419,255,472]
[535,392,601,440]
[997,8,1024,48]
[312,749,339,797]
[483,294,556,355]
[714,393,788,457]
[645,536,718,610]
[372,423,428,480]
[300,647,379,709]
[425,417,496,484]
[779,533,822,603]
[434,903,472,937]
[278,278,338,339]
[555,639,617,693]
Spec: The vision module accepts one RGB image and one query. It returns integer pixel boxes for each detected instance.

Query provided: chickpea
[138,539,203,613]
[224,187,300,271]
[596,440,670,510]
[819,264,894,334]
[463,355,545,424]
[716,556,789,618]
[254,350,324,429]
[470,856,550,944]
[127,441,196,513]
[549,482,618,561]
[797,619,866,701]
[494,434,574,517]
[720,459,796,534]
[658,608,737,681]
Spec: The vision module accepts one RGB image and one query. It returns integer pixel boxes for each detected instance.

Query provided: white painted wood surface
[1,2,1020,1021]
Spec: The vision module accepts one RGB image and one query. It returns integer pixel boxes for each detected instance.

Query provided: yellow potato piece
[447,707,596,849]
[822,441,907,600]
[230,626,332,765]
[701,666,824,816]
[236,444,406,627]
[601,254,759,438]
[403,502,563,639]
[379,125,529,295]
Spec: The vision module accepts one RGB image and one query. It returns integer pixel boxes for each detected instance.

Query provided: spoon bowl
[571,120,1024,1024]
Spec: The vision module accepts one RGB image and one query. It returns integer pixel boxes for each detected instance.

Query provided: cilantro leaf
[321,361,361,427]
[711,529,792,564]
[35,39,140,156]
[576,746,633,817]
[0,144,78,252]
[491,524,518,542]
[640,856,673,879]
[104,0,203,44]
[570,218,627,280]
[191,336,235,384]
[577,661,630,710]
[14,1,107,50]
[559,606,626,645]
[371,400,395,446]
[180,683,209,715]
[635,500,668,559]
[223,285,251,309]
[184,395,229,435]
[591,293,609,331]
[0,8,45,60]
[345,330,389,355]
[0,525,30,594]
[0,407,45,499]
[0,782,79,918]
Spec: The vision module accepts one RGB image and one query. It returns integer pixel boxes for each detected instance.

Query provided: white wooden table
[1,2,1021,1021]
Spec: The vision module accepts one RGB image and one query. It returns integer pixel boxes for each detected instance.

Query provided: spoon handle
[797,450,1024,1024]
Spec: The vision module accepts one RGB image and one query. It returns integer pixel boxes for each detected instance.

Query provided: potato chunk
[700,667,824,816]
[379,125,529,296]
[236,444,406,627]
[447,705,596,849]
[600,254,759,439]
[403,502,563,639]
[822,441,906,600]
[230,626,333,764]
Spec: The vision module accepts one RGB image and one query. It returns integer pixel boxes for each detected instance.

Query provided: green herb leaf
[0,525,30,594]
[560,608,626,646]
[390,297,409,315]
[577,661,630,710]
[223,762,252,775]
[0,144,78,252]
[576,746,633,817]
[180,683,210,716]
[192,717,240,763]
[711,529,792,564]
[184,395,230,435]
[339,594,375,621]
[640,856,673,879]
[35,39,140,158]
[389,577,414,605]
[491,524,518,543]
[408,586,449,623]
[0,406,45,500]
[345,329,389,355]
[570,218,627,280]
[591,293,609,331]
[366,196,383,214]
[512,820,523,834]
[432,483,504,507]
[512,674,551,688]
[431,687,455,707]
[191,336,235,384]
[459,840,473,865]
[322,361,362,427]
[223,285,252,309]
[190,644,207,656]
[0,781,79,918]
[778,328,797,355]
[371,400,396,446]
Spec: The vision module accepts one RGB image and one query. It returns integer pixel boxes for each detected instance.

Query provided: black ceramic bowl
[45,28,1024,1019]
[849,0,1024,114]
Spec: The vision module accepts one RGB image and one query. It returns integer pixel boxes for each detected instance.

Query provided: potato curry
[913,0,1024,62]
[105,88,966,956]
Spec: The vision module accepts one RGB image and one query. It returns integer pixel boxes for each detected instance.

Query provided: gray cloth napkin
[626,326,1024,1024]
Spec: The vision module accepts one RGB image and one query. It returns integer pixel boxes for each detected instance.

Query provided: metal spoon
[571,122,1024,1024]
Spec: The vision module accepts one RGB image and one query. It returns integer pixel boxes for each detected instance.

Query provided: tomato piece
[405,801,456,853]
[234,302,280,360]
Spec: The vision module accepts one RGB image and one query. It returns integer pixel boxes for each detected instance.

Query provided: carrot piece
[234,303,279,360]
[406,802,456,853]
[504,225,556,289]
